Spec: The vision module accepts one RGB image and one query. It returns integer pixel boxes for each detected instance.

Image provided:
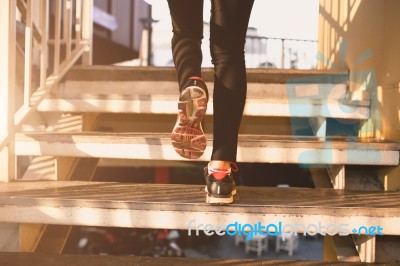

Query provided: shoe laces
[206,162,238,180]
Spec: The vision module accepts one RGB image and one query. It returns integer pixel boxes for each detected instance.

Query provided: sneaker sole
[205,186,236,205]
[171,86,207,159]
[206,193,233,204]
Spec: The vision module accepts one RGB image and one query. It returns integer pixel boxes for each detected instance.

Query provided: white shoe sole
[204,186,236,204]
[206,193,234,204]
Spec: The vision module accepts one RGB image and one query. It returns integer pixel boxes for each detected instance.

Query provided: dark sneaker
[204,163,238,204]
[171,77,208,159]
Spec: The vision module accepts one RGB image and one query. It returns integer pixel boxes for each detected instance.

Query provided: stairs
[4,66,400,262]
[37,66,368,120]
[1,252,393,266]
[15,133,399,164]
[0,182,400,233]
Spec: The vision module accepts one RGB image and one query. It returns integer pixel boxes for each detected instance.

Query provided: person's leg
[210,0,254,164]
[205,0,254,204]
[167,0,204,90]
[168,0,208,159]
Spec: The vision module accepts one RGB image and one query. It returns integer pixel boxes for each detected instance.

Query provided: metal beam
[328,165,346,189]
[332,235,361,262]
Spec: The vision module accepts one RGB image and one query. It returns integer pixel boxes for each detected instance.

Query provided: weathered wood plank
[58,81,350,98]
[65,65,349,84]
[15,133,400,165]
[0,252,384,266]
[0,182,399,234]
[38,67,369,119]
[37,96,370,119]
[38,66,367,118]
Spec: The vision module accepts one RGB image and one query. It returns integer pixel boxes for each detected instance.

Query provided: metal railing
[245,35,318,69]
[0,0,93,181]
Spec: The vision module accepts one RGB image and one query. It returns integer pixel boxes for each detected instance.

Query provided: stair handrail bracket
[0,0,93,182]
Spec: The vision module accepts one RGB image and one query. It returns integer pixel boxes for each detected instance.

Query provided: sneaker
[204,162,238,204]
[171,77,208,159]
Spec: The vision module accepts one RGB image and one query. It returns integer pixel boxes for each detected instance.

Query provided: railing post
[64,0,72,61]
[24,0,33,108]
[139,29,150,66]
[281,38,285,68]
[0,0,16,182]
[53,0,62,74]
[81,0,93,65]
[39,0,49,92]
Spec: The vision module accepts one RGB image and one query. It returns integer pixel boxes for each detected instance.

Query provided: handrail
[0,0,16,182]
[246,35,318,69]
[0,0,93,181]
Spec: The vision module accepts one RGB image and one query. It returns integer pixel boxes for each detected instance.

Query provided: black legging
[167,0,254,162]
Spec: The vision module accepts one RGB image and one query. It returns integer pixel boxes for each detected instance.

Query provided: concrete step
[0,181,399,235]
[38,66,369,120]
[0,252,389,266]
[15,132,400,165]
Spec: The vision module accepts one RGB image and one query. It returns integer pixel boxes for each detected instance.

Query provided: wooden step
[38,93,369,119]
[0,252,388,266]
[57,66,350,98]
[62,65,350,84]
[0,181,399,235]
[15,132,400,165]
[37,66,369,119]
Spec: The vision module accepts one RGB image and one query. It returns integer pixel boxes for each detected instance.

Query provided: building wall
[132,0,151,52]
[380,0,400,190]
[318,0,385,73]
[94,0,151,51]
[318,0,400,190]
